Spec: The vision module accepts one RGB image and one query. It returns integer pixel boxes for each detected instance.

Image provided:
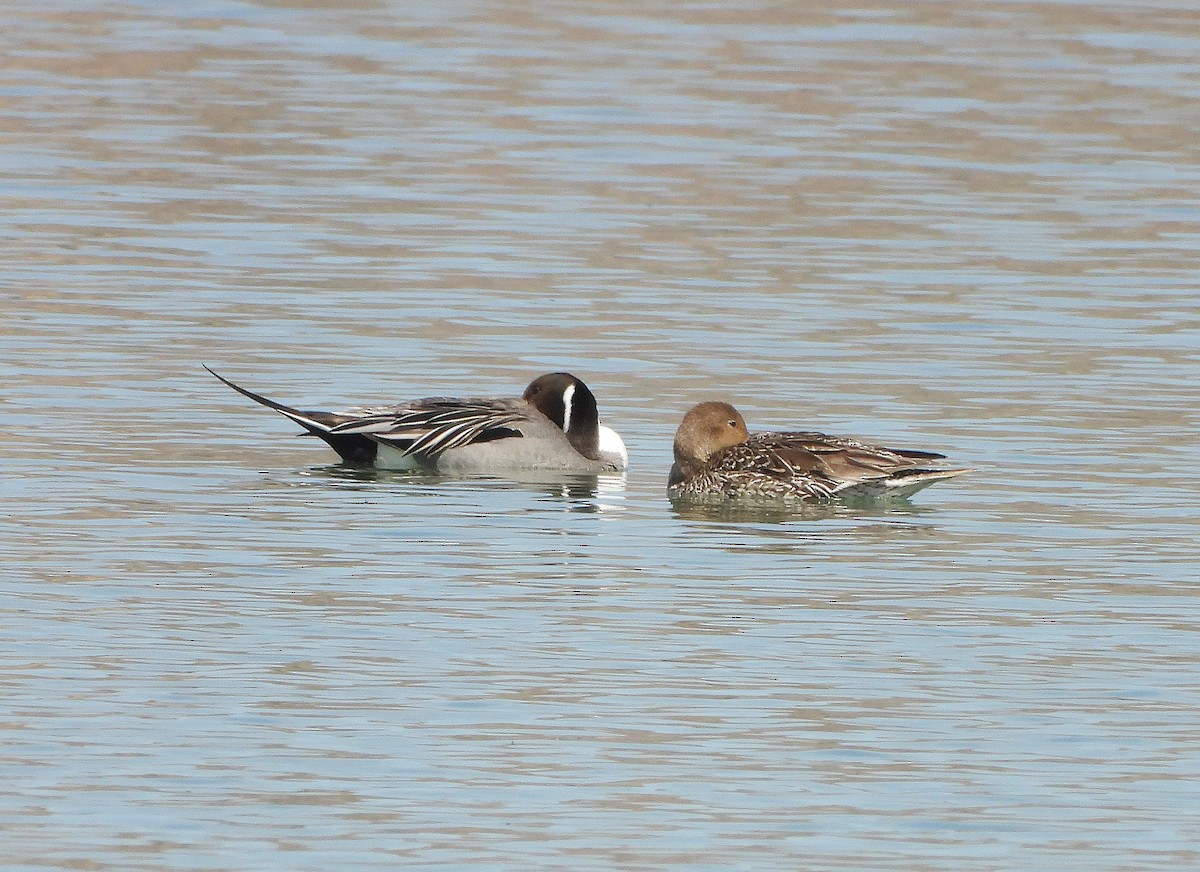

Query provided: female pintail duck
[668,401,969,501]
[206,367,627,473]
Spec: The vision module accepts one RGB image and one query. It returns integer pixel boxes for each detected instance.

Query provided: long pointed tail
[881,466,974,499]
[204,365,333,434]
[204,366,379,465]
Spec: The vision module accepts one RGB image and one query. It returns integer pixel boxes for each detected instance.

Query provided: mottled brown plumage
[668,401,970,501]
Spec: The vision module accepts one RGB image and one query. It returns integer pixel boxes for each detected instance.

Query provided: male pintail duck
[668,401,969,501]
[206,367,627,473]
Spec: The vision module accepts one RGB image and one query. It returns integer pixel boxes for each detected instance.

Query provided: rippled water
[3,1,1199,869]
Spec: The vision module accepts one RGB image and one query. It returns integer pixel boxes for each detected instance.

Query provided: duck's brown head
[672,401,750,471]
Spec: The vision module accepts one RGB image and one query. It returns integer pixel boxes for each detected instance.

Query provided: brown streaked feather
[703,440,839,499]
[753,432,945,484]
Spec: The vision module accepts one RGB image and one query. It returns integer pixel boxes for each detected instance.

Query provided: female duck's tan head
[672,402,750,472]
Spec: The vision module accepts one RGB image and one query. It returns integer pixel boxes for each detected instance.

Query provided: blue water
[2,1,1198,869]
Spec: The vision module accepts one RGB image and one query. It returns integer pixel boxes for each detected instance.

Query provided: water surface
[2,0,1199,869]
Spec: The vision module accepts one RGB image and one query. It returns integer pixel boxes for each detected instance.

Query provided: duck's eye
[728,420,738,428]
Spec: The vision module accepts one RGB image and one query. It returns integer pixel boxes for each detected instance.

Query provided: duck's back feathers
[328,399,527,457]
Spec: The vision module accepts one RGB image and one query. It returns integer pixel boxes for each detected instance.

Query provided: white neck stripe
[560,383,576,432]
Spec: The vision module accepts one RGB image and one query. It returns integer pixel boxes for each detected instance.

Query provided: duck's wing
[769,431,936,475]
[207,367,534,465]
[328,398,530,458]
[752,431,968,495]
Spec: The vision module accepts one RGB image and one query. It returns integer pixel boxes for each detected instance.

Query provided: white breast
[597,425,628,471]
